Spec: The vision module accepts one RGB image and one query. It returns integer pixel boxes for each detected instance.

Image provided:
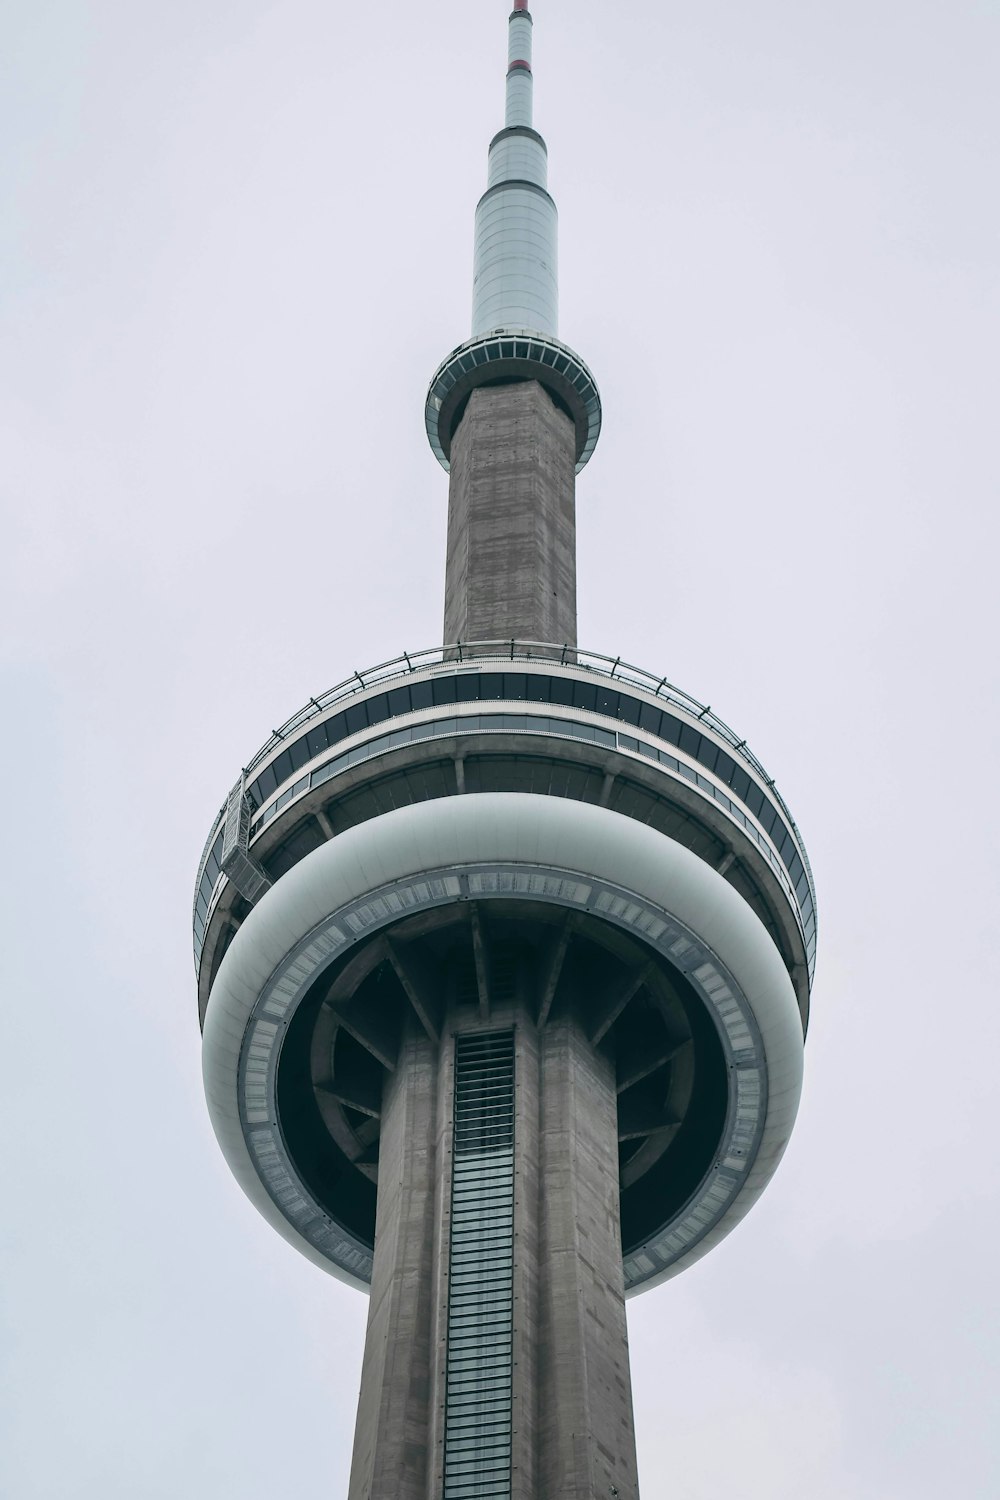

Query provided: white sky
[2,1,998,1494]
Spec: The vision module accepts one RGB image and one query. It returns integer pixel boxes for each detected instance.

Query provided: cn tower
[194,5,816,1497]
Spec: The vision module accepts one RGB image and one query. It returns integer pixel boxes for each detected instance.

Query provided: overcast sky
[2,1,998,1495]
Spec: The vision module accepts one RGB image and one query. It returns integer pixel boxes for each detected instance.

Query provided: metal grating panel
[220,777,272,904]
[443,1031,515,1500]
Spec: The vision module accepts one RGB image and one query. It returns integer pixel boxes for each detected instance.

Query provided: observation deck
[194,642,814,1295]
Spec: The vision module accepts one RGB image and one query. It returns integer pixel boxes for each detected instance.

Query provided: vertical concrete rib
[347,1024,438,1500]
[538,1016,641,1500]
[349,1002,639,1500]
[443,382,577,647]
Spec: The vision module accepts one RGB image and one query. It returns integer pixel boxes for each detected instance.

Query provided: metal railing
[235,640,806,845]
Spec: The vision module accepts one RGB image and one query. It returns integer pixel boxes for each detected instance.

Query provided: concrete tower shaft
[445,3,580,647]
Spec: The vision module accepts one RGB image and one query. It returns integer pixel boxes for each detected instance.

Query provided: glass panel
[345,703,369,735]
[365,692,390,727]
[678,723,701,757]
[715,750,737,786]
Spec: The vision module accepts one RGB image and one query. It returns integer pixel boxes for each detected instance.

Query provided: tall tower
[194,7,816,1498]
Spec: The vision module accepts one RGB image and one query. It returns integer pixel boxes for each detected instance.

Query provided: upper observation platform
[193,642,816,1025]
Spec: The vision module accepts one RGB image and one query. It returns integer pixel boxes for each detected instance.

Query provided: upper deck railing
[234,641,802,838]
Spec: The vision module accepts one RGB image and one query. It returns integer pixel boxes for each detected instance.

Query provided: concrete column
[443,382,577,648]
[537,1016,640,1500]
[347,1023,439,1500]
[348,1004,639,1500]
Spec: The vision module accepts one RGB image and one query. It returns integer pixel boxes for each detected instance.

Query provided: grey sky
[2,0,997,1494]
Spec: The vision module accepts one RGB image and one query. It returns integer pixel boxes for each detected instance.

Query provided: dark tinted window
[658,714,682,747]
[715,751,736,786]
[745,782,764,817]
[387,686,411,717]
[595,689,620,718]
[272,749,293,785]
[365,693,390,727]
[730,767,751,802]
[409,679,434,710]
[479,674,504,700]
[502,673,527,699]
[678,724,701,758]
[254,763,277,804]
[526,674,550,702]
[699,740,719,775]
[572,681,597,712]
[456,674,480,703]
[616,696,641,727]
[548,675,574,706]
[288,736,311,773]
[432,676,458,705]
[639,702,662,735]
[328,712,348,743]
[345,703,369,735]
[307,723,330,759]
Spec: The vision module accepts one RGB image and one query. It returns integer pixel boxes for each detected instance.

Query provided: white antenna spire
[471,1,557,337]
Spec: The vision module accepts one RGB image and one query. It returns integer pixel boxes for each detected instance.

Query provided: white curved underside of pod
[202,793,803,1293]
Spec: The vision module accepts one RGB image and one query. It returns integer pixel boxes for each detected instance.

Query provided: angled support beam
[470,905,491,1020]
[315,808,335,840]
[387,940,443,1044]
[454,756,467,795]
[317,1079,383,1119]
[325,939,389,1008]
[617,1097,681,1142]
[616,1038,685,1095]
[353,1124,381,1183]
[590,963,656,1047]
[598,771,616,808]
[537,914,575,1028]
[323,939,398,1071]
[330,994,400,1073]
[355,1137,381,1167]
[716,849,736,877]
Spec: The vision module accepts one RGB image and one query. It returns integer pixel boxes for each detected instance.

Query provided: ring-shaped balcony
[425,332,602,473]
[193,646,817,1033]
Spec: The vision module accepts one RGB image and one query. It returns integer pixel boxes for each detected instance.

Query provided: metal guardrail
[235,641,807,849]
